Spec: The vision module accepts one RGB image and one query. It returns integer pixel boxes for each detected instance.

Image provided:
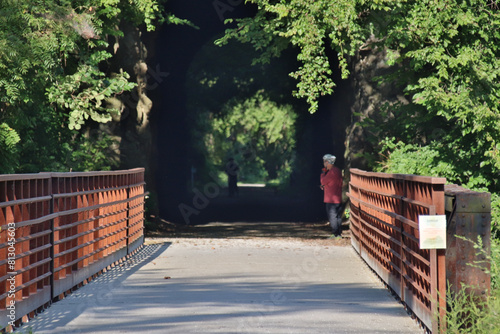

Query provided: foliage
[375,135,497,191]
[491,239,500,291]
[216,0,366,114]
[372,0,500,194]
[444,237,500,333]
[64,130,120,171]
[492,193,500,240]
[0,123,21,173]
[386,0,500,173]
[444,284,500,334]
[0,0,167,173]
[203,92,297,184]
[186,37,303,186]
[219,3,500,331]
[47,59,136,130]
[220,0,500,200]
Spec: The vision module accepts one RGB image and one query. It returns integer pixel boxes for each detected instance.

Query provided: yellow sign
[419,215,447,249]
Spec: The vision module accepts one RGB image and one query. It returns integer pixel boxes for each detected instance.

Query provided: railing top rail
[47,167,145,178]
[0,168,145,182]
[445,184,489,195]
[350,168,447,185]
[0,173,51,181]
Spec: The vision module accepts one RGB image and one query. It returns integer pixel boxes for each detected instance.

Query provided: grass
[443,237,500,333]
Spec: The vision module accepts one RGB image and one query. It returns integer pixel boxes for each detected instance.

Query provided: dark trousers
[228,176,238,197]
[326,203,343,236]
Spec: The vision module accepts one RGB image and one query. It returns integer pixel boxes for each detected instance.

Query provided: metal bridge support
[445,185,491,300]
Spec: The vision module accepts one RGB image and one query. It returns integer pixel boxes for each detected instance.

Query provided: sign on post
[419,215,447,249]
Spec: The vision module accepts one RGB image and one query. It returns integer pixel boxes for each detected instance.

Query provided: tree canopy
[218,0,500,193]
[0,0,171,172]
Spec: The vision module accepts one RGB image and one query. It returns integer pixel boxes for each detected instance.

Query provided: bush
[444,238,500,333]
[491,193,500,240]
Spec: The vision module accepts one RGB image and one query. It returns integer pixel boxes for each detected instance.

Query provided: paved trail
[18,234,423,334]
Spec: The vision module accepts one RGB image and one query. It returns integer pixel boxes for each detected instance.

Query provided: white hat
[323,154,336,164]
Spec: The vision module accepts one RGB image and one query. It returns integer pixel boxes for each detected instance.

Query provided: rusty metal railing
[0,168,146,330]
[347,168,447,333]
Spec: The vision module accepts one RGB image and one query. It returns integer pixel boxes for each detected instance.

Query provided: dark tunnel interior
[148,1,351,225]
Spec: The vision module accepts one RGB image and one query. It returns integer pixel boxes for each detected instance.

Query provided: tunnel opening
[148,1,351,225]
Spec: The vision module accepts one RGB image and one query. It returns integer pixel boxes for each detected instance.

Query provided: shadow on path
[17,239,423,334]
[169,185,327,225]
[18,243,170,334]
[150,185,350,240]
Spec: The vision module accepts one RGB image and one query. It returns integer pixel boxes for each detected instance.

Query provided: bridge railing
[347,168,446,333]
[0,168,146,330]
[347,169,492,333]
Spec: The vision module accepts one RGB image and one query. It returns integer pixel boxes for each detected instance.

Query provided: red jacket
[320,166,342,204]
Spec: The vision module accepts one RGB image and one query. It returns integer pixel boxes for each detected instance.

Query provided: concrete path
[18,237,423,334]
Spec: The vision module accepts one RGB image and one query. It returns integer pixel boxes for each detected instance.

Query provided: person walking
[225,158,239,197]
[320,154,343,238]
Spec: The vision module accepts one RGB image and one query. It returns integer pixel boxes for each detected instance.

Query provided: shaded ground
[147,185,350,243]
[18,238,423,334]
[17,188,424,334]
[147,221,351,247]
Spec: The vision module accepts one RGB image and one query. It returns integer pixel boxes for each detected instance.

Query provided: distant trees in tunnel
[193,91,297,185]
[184,35,308,190]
